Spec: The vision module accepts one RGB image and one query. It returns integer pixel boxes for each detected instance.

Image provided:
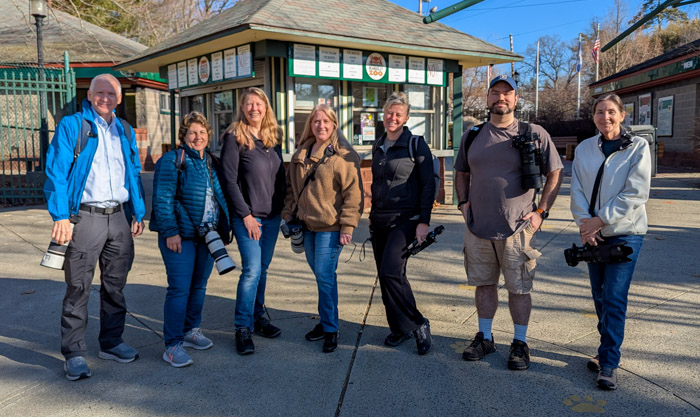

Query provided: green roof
[118,0,520,71]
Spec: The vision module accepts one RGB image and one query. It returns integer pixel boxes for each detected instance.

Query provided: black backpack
[460,121,531,171]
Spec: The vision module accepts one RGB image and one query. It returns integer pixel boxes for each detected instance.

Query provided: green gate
[0,53,76,206]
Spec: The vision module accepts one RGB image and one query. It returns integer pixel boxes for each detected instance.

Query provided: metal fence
[0,53,76,206]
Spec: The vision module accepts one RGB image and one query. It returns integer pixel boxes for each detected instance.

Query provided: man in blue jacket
[44,74,145,381]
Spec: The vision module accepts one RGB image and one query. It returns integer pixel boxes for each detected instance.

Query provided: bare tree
[50,0,239,46]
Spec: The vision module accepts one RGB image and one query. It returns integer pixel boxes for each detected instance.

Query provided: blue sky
[388,0,700,54]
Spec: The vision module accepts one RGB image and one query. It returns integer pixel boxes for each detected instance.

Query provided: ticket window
[350,83,394,147]
[211,90,234,151]
[401,84,437,148]
[294,78,338,146]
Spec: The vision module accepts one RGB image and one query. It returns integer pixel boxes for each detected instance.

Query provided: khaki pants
[463,224,541,294]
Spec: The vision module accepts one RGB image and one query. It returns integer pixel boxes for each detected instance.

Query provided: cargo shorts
[463,223,542,294]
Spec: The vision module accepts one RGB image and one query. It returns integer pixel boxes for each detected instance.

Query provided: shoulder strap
[408,135,423,163]
[75,116,96,162]
[589,153,612,217]
[293,145,335,217]
[462,123,485,171]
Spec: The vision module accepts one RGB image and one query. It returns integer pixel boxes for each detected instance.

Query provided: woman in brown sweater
[282,104,362,353]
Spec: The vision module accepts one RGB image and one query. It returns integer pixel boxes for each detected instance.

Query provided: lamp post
[31,0,49,171]
[512,70,520,85]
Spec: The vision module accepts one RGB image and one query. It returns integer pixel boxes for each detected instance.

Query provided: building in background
[116,0,521,204]
[590,39,700,169]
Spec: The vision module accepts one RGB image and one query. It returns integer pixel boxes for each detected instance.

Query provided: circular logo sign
[199,56,210,83]
[365,53,386,81]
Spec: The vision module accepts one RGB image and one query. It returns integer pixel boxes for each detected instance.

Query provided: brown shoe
[597,367,618,390]
[588,355,623,372]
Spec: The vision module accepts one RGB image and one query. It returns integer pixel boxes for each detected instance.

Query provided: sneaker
[64,356,91,381]
[162,343,193,368]
[507,339,530,370]
[414,319,432,355]
[587,355,600,372]
[597,367,618,390]
[322,332,338,353]
[235,328,255,355]
[183,328,213,350]
[98,343,139,363]
[305,323,325,341]
[588,355,622,372]
[384,332,412,347]
[462,332,496,361]
[254,317,281,338]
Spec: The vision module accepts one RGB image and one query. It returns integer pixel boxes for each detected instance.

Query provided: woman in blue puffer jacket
[150,112,231,368]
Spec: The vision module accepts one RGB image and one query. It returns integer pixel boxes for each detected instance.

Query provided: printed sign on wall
[164,43,254,90]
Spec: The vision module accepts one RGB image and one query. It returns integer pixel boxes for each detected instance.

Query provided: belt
[79,204,122,215]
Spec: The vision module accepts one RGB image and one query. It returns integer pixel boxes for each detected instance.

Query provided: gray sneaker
[98,343,139,363]
[183,328,213,350]
[64,356,91,381]
[163,343,193,368]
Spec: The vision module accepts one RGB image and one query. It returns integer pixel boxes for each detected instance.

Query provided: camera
[280,219,305,254]
[512,131,544,190]
[401,225,445,259]
[199,223,236,275]
[564,242,633,267]
[40,218,77,270]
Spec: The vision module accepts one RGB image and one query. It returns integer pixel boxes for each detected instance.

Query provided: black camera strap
[588,151,614,217]
[292,144,335,218]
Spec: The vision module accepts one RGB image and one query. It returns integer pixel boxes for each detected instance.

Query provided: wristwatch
[536,208,549,220]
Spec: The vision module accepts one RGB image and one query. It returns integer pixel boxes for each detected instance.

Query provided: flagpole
[595,23,600,81]
[577,33,581,119]
[535,41,540,119]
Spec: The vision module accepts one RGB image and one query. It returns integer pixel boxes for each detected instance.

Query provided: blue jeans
[587,234,644,369]
[303,230,342,333]
[232,215,281,330]
[159,235,214,347]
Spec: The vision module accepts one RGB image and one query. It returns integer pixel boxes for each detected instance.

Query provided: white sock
[513,324,528,343]
[478,318,493,341]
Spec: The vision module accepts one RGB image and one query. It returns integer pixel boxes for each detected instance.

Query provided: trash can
[628,125,657,177]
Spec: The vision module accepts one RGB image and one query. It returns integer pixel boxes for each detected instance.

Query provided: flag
[592,37,601,64]
[575,39,582,73]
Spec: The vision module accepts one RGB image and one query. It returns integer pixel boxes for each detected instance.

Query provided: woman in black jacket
[370,91,435,355]
[220,87,286,355]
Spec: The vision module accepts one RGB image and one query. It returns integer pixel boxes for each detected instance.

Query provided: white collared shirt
[80,109,129,208]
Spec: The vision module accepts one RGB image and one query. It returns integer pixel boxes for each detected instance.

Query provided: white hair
[89,74,122,95]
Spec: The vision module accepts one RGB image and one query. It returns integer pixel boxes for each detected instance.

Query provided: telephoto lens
[204,230,236,274]
[290,228,305,254]
[40,239,69,270]
[40,222,74,270]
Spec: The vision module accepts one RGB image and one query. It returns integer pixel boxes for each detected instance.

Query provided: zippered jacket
[570,133,651,237]
[44,98,145,222]
[149,146,230,240]
[370,127,434,225]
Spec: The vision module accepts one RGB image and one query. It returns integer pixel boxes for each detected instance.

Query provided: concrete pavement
[0,163,699,416]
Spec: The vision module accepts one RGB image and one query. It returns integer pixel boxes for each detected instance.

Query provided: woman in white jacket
[570,93,651,391]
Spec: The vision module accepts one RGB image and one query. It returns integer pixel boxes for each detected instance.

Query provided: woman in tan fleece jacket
[282,104,362,353]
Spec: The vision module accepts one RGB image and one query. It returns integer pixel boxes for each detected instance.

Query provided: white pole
[418,0,422,15]
[535,41,540,118]
[577,33,581,119]
[595,23,600,82]
[510,34,514,76]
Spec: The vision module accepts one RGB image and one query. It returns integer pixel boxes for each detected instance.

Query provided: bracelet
[457,201,468,210]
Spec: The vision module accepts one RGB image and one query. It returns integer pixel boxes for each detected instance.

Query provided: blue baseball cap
[489,74,518,93]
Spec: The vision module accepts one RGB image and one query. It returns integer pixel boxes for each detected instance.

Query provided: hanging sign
[164,43,254,90]
[288,43,445,86]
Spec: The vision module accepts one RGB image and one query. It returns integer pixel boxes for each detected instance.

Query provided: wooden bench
[551,136,578,160]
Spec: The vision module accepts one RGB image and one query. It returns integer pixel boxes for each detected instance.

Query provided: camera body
[199,223,236,275]
[280,219,304,254]
[512,131,544,190]
[564,242,633,267]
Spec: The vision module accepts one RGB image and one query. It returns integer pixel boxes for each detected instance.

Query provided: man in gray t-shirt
[454,75,563,371]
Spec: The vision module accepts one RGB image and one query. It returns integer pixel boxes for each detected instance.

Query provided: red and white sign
[365,53,386,81]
